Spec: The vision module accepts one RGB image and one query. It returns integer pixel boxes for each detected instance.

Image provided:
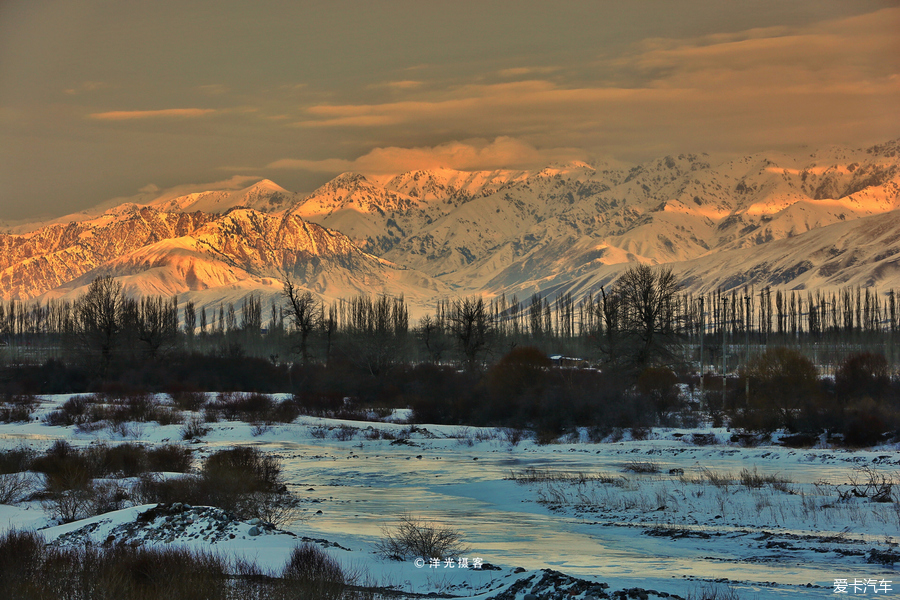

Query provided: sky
[0,0,898,222]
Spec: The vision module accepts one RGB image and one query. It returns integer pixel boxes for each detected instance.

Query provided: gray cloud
[0,1,897,221]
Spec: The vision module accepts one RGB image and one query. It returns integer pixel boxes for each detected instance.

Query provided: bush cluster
[44,393,182,428]
[0,529,353,600]
[0,441,193,522]
[134,446,299,527]
[0,354,290,396]
[0,394,38,423]
[9,344,900,448]
[206,393,300,424]
[28,440,193,481]
[728,348,900,446]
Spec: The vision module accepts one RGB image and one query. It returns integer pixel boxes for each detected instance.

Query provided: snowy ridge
[30,209,449,313]
[3,139,900,314]
[149,179,296,215]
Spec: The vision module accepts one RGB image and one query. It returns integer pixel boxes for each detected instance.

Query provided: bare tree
[184,300,197,336]
[417,315,450,363]
[74,275,124,375]
[319,302,338,364]
[283,278,319,364]
[612,264,681,370]
[450,297,491,371]
[136,296,178,359]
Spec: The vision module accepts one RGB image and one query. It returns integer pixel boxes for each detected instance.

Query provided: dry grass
[622,460,661,474]
[376,514,470,560]
[739,466,794,491]
[507,467,620,484]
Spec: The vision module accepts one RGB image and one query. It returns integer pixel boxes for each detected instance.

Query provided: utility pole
[745,294,751,405]
[722,296,727,410]
[699,297,704,395]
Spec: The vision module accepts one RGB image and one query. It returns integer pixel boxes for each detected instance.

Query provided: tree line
[2,270,900,376]
[3,270,900,446]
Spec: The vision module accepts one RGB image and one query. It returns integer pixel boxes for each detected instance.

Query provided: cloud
[89,108,216,120]
[196,84,228,95]
[497,66,560,78]
[104,175,262,206]
[267,137,586,174]
[64,81,109,95]
[286,8,898,158]
[371,80,424,90]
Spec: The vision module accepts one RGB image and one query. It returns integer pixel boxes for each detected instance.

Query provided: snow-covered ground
[1,394,898,599]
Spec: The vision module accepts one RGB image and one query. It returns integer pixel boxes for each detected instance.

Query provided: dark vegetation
[0,529,357,600]
[2,273,900,447]
[135,446,299,526]
[1,442,299,526]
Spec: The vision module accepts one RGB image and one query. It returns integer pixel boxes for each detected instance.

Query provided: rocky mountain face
[2,140,899,315]
[0,209,217,300]
[2,204,447,310]
[289,139,900,298]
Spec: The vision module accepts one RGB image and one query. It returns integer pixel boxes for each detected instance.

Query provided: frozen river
[244,427,899,598]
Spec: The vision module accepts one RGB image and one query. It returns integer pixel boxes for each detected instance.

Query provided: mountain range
[2,139,899,318]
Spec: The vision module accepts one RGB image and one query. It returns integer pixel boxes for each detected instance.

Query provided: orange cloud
[89,108,216,120]
[285,7,898,159]
[64,81,109,95]
[267,137,586,174]
[373,80,424,90]
[497,66,560,78]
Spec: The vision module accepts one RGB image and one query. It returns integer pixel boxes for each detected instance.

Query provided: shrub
[636,367,681,420]
[0,394,37,423]
[0,530,232,600]
[687,583,742,600]
[739,347,820,431]
[623,460,660,474]
[44,394,96,426]
[146,444,193,472]
[182,415,210,440]
[154,407,184,426]
[0,529,45,593]
[281,543,346,600]
[836,352,891,402]
[268,399,301,423]
[131,473,204,507]
[840,398,899,447]
[31,441,91,485]
[332,425,356,441]
[44,479,95,522]
[203,446,282,493]
[376,514,470,560]
[170,390,207,412]
[209,392,274,422]
[310,426,329,439]
[134,447,296,525]
[249,490,303,528]
[0,471,33,504]
[105,392,162,423]
[91,479,131,514]
[501,427,526,446]
[0,446,34,474]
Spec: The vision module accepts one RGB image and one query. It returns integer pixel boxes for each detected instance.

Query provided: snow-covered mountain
[1,206,448,314]
[147,179,297,215]
[287,140,900,296]
[3,139,899,317]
